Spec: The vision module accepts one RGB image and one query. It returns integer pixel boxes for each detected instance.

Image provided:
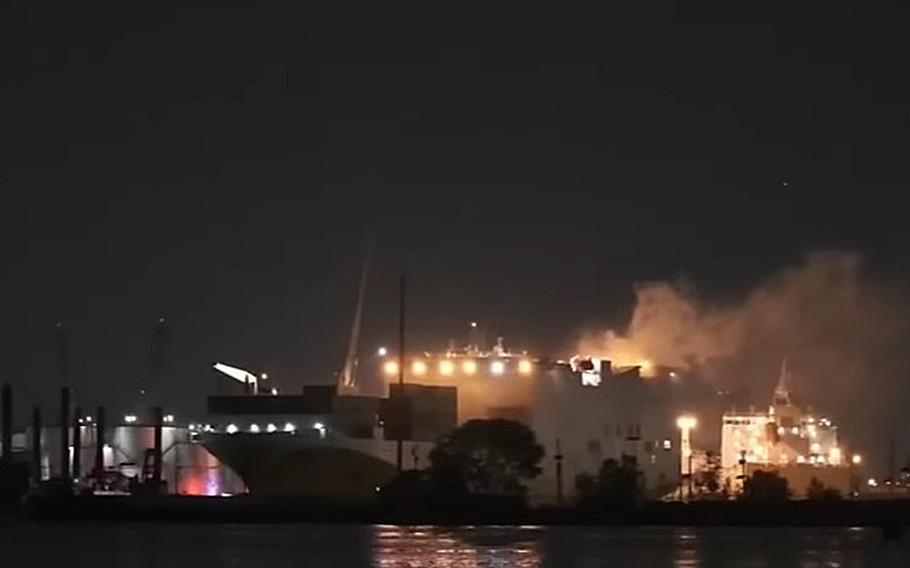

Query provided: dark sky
[2,3,908,418]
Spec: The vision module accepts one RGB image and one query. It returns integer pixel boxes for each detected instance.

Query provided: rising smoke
[578,251,910,469]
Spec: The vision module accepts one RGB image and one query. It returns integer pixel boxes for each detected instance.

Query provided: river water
[1,522,908,567]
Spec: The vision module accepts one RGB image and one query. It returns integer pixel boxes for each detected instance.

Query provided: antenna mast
[396,274,406,472]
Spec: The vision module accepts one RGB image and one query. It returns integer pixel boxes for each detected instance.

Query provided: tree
[576,454,645,509]
[429,419,544,497]
[741,470,791,504]
[805,477,842,501]
[574,471,597,503]
[697,451,722,496]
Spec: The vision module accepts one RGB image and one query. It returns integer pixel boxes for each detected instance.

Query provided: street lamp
[677,416,697,500]
[676,416,697,430]
[850,454,862,498]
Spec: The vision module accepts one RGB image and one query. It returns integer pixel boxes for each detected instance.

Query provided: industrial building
[15,412,246,496]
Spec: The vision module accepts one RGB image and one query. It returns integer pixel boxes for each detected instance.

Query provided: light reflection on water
[373,524,544,567]
[371,524,910,568]
[0,521,907,567]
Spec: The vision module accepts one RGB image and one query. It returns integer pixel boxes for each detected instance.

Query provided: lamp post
[555,438,564,507]
[689,444,694,498]
[396,275,405,473]
[738,451,747,497]
[676,416,697,500]
[850,454,862,498]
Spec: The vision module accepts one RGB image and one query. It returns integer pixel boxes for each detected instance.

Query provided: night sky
[3,3,908,418]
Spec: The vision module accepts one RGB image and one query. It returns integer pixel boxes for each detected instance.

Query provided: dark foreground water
[1,522,908,567]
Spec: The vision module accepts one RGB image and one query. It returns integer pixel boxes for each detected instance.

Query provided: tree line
[382,418,846,508]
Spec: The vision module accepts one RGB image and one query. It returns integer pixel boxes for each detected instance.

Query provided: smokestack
[1,384,11,464]
[59,388,71,482]
[72,406,82,480]
[94,406,105,478]
[152,406,163,486]
[31,406,41,483]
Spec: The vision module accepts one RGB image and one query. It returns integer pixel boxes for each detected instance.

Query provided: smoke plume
[578,251,910,470]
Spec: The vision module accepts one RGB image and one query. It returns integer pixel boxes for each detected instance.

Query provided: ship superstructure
[720,361,853,497]
[362,327,721,503]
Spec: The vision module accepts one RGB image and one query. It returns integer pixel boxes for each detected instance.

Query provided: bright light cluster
[723,405,852,477]
[381,358,533,377]
[226,422,293,434]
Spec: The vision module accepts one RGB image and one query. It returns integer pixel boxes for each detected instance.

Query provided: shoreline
[6,495,907,536]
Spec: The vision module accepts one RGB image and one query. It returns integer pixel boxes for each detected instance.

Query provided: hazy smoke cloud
[578,251,910,470]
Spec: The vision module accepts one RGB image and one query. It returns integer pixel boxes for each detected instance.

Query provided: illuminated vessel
[200,379,456,501]
[197,329,553,500]
[196,257,459,501]
[720,361,855,497]
[196,259,710,503]
[364,329,740,504]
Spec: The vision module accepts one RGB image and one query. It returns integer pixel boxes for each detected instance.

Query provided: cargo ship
[196,261,465,501]
[196,329,675,504]
[193,263,721,504]
[201,380,456,501]
[197,300,548,501]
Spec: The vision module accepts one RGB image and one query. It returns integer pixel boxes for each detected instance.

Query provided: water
[1,522,908,567]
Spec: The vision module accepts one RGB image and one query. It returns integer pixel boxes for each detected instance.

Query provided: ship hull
[203,432,398,502]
